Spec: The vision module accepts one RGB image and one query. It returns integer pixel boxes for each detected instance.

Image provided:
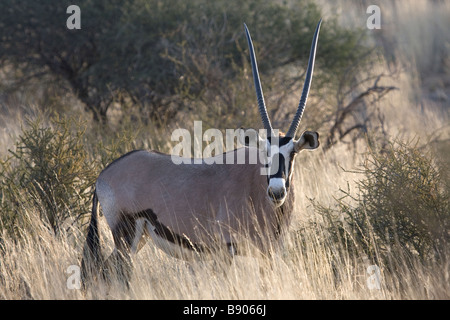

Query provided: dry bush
[1,0,449,301]
[314,138,449,273]
[0,116,97,237]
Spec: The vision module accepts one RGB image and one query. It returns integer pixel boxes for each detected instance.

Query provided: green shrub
[0,116,97,237]
[0,0,370,125]
[315,139,449,265]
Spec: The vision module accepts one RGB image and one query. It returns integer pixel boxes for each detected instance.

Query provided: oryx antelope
[81,20,322,285]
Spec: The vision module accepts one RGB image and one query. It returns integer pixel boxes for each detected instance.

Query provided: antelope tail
[81,189,104,286]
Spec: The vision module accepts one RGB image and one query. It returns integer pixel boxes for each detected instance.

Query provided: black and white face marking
[266,136,297,207]
[244,20,322,207]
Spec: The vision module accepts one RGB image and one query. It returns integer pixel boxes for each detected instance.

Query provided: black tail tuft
[80,189,103,287]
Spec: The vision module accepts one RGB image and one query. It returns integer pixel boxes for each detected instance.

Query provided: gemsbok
[81,19,322,285]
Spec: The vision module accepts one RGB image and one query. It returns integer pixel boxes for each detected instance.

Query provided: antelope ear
[238,128,267,150]
[294,131,320,152]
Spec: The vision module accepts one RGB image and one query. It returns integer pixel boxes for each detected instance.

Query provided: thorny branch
[324,75,398,151]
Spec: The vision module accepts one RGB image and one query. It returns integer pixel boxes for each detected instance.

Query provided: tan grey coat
[81,19,322,286]
[97,146,294,256]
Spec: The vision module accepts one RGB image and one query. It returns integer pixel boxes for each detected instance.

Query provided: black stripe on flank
[135,209,207,253]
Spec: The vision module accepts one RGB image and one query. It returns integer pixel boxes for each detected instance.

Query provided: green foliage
[315,139,449,264]
[0,117,97,237]
[0,0,370,125]
[161,0,371,129]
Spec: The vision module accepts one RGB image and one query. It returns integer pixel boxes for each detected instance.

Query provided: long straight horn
[286,19,322,139]
[244,23,275,137]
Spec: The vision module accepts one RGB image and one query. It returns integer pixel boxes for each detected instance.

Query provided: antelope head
[243,20,322,207]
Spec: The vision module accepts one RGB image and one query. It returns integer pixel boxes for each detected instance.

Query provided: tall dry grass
[0,0,449,299]
[1,148,447,300]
